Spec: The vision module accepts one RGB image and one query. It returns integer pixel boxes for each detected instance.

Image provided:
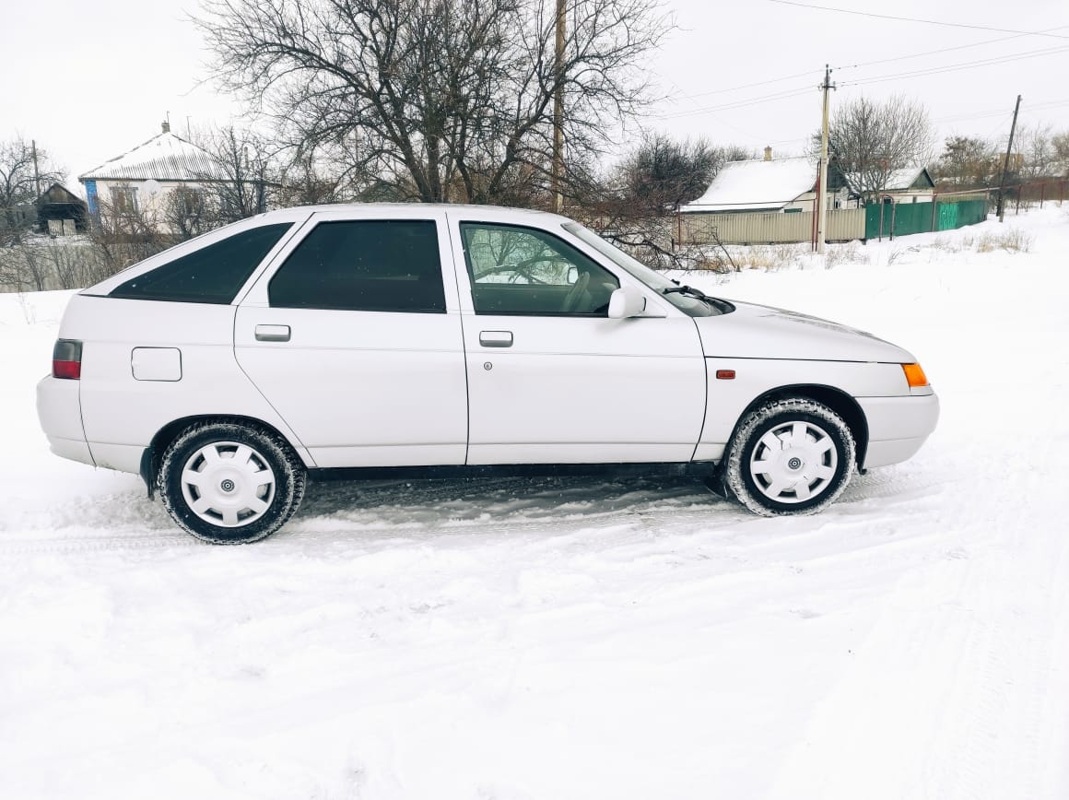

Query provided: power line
[767,0,1069,39]
[935,99,1069,125]
[839,45,1069,88]
[661,31,1069,125]
[673,24,1069,107]
[657,86,814,120]
[669,69,818,103]
[653,28,1069,136]
[834,25,1069,72]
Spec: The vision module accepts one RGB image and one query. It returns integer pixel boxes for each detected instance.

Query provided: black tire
[158,421,306,544]
[721,398,855,517]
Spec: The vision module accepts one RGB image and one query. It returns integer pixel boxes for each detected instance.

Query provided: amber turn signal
[902,362,929,388]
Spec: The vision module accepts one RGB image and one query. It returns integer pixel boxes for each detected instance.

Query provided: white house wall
[95,179,211,233]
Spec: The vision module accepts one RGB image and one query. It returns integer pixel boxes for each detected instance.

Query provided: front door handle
[255,324,291,342]
[479,331,513,348]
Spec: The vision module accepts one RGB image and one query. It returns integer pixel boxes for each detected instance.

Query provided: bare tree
[161,185,217,240]
[617,133,750,216]
[276,140,404,205]
[824,95,934,202]
[1053,130,1069,177]
[0,245,50,291]
[560,134,749,271]
[936,135,1000,189]
[89,192,174,275]
[1013,124,1059,182]
[0,137,62,245]
[196,0,669,206]
[191,125,284,222]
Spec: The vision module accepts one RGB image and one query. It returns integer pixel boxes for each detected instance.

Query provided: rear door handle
[255,324,291,342]
[479,331,513,348]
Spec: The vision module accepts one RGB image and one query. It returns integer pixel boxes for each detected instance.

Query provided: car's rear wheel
[721,398,855,516]
[158,421,306,543]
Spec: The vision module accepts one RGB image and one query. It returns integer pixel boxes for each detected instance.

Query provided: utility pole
[31,139,41,197]
[552,0,566,213]
[997,94,1022,223]
[815,64,835,254]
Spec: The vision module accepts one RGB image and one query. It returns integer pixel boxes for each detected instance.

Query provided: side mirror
[608,286,647,319]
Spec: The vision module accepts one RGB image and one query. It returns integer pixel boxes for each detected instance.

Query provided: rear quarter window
[109,223,293,304]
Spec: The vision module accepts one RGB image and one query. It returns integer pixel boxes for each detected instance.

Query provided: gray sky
[3,0,1067,184]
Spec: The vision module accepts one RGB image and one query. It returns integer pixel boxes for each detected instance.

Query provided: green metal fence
[865,198,989,240]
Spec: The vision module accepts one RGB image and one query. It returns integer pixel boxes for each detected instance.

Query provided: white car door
[234,207,468,468]
[448,215,708,465]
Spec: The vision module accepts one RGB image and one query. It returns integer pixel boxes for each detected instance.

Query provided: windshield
[562,222,727,317]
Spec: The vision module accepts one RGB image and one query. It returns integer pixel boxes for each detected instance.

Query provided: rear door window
[268,220,446,313]
[110,223,293,304]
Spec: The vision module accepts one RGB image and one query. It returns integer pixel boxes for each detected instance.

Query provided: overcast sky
[3,0,1067,184]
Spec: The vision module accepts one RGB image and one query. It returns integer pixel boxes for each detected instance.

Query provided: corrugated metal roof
[680,156,818,213]
[845,166,934,193]
[79,131,226,182]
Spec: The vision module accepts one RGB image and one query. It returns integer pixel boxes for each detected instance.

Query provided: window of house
[110,185,138,215]
[172,187,207,217]
[269,220,446,313]
[110,223,294,304]
[460,223,619,316]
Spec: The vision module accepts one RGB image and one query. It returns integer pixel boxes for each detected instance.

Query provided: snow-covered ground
[2,208,1067,799]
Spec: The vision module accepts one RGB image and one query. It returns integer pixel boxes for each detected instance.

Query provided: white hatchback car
[37,204,938,543]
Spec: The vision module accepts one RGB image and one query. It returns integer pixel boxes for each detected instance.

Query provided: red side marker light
[715,369,736,380]
[52,339,82,380]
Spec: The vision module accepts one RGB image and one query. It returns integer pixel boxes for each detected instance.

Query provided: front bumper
[857,391,940,469]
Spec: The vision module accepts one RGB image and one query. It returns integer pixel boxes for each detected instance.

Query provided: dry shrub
[977,229,1033,253]
[727,243,805,271]
[825,242,863,268]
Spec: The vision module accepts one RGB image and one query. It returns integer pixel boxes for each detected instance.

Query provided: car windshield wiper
[662,283,734,314]
[662,284,711,300]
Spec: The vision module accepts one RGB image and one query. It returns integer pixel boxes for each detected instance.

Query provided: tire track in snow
[0,492,732,556]
[0,474,731,553]
[0,471,942,564]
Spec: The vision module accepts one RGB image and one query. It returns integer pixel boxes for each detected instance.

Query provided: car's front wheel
[158,421,306,543]
[721,398,855,516]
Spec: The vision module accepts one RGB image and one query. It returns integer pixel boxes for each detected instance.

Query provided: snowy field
[2,207,1068,799]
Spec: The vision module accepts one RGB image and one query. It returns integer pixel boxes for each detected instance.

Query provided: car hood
[695,300,915,363]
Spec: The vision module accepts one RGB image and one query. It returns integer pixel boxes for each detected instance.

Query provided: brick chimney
[162,120,171,134]
[764,146,773,161]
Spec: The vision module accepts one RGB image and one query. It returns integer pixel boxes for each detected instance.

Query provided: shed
[36,183,89,235]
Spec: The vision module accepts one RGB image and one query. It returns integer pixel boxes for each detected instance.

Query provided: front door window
[460,223,619,316]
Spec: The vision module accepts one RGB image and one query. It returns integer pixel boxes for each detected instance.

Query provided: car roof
[81,203,575,297]
[265,202,566,223]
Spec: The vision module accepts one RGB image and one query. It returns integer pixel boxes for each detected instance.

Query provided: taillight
[52,339,82,380]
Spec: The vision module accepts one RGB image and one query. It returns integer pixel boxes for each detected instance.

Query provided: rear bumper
[36,375,95,467]
[858,391,940,469]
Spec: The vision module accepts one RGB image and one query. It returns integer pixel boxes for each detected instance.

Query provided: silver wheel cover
[749,420,839,504]
[180,441,277,527]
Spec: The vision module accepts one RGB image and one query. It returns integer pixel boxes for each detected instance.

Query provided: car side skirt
[309,461,720,483]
